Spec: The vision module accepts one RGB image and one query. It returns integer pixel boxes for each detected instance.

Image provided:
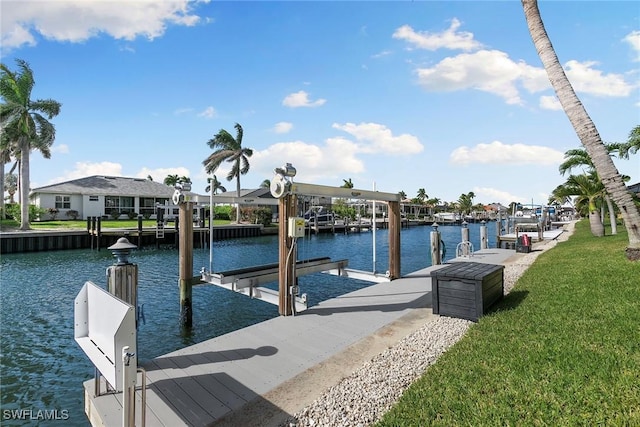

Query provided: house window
[105,196,134,215]
[55,195,71,209]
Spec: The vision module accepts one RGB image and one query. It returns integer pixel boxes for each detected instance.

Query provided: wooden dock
[83,249,517,427]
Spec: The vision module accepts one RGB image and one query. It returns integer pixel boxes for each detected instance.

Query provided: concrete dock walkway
[83,248,518,427]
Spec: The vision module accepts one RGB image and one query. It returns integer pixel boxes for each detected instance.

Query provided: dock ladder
[156,222,164,239]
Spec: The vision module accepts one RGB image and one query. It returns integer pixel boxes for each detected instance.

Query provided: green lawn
[0,218,234,231]
[377,220,640,426]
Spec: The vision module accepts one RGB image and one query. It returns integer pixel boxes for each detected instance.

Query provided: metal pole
[209,177,214,274]
[372,182,377,274]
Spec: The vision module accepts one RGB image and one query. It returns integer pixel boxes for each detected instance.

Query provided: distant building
[31,175,186,220]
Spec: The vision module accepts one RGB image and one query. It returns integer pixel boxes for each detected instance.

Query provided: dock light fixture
[462,220,468,228]
[108,237,137,265]
[274,162,297,179]
[431,222,439,231]
[271,163,297,198]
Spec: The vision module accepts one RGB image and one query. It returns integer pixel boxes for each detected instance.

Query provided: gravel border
[284,222,576,427]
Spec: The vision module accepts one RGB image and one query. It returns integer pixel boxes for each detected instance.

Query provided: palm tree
[552,173,605,236]
[163,174,180,187]
[559,146,618,234]
[0,144,13,218]
[341,178,354,189]
[1,59,61,230]
[260,179,271,189]
[522,0,640,260]
[399,190,407,200]
[417,188,427,203]
[205,175,226,194]
[611,125,639,160]
[202,123,253,223]
[457,192,475,215]
[4,173,17,203]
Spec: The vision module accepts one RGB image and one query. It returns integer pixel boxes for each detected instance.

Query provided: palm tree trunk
[605,195,617,235]
[236,164,241,224]
[589,209,605,237]
[522,0,640,260]
[19,139,31,230]
[0,162,5,220]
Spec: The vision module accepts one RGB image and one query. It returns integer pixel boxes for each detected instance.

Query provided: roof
[628,182,640,194]
[31,175,176,198]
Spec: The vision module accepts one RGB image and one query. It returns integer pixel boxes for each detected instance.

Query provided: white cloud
[197,106,217,119]
[174,107,194,115]
[49,161,123,184]
[623,30,640,62]
[563,60,632,97]
[539,95,562,111]
[472,186,529,206]
[250,139,364,184]
[272,122,293,134]
[136,166,191,182]
[392,18,482,52]
[282,90,326,108]
[449,141,564,166]
[416,50,544,105]
[371,50,392,59]
[51,143,69,154]
[332,122,423,155]
[1,0,208,50]
[414,50,632,105]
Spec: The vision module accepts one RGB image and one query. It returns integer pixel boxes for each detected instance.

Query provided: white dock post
[430,222,442,265]
[480,220,488,250]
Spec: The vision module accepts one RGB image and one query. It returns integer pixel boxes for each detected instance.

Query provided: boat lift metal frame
[200,165,402,315]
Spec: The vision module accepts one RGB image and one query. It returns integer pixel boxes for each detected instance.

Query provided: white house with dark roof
[30,175,184,220]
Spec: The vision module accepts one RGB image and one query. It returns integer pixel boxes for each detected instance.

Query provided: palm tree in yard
[4,173,17,203]
[417,188,427,203]
[552,173,606,237]
[164,174,180,187]
[205,175,226,194]
[559,146,620,235]
[1,59,61,230]
[202,123,253,223]
[260,179,271,189]
[522,0,640,260]
[613,125,639,160]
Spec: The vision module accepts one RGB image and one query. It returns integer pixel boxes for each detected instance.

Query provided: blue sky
[2,0,638,206]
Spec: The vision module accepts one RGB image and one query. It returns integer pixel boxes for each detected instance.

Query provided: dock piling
[178,202,194,328]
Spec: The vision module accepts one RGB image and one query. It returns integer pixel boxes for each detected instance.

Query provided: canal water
[0,223,496,426]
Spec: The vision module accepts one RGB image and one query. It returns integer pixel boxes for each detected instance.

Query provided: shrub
[126,211,138,220]
[47,207,59,220]
[66,210,79,220]
[246,207,272,226]
[110,210,121,220]
[142,211,152,220]
[6,204,47,222]
[214,205,233,220]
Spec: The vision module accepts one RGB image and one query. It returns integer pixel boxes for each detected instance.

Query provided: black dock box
[431,262,504,322]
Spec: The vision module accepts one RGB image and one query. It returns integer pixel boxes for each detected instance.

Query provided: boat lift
[200,163,403,316]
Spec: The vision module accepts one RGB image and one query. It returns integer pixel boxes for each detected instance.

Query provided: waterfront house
[30,175,186,220]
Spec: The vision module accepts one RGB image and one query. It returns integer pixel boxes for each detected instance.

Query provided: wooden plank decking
[83,248,517,427]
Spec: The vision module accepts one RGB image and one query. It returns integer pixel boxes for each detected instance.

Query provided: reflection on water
[0,223,495,426]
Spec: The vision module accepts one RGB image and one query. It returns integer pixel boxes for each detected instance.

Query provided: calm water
[0,223,496,426]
